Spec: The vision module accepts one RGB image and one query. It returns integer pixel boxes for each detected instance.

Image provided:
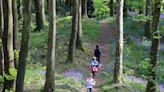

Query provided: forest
[0,0,164,92]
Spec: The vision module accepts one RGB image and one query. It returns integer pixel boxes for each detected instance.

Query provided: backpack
[92,66,98,72]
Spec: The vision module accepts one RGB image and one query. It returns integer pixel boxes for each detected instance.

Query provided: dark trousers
[87,88,92,92]
[96,57,100,63]
[92,71,95,77]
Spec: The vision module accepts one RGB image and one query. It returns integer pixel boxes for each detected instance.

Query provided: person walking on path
[86,73,96,92]
[94,45,101,63]
[91,57,99,77]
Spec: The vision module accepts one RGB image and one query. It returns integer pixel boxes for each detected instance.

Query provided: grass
[101,78,161,92]
[82,18,101,42]
[24,69,84,92]
[123,41,150,76]
[100,70,148,92]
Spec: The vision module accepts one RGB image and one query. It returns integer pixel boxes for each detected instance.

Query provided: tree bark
[76,0,84,51]
[109,0,114,16]
[82,0,88,17]
[15,0,32,91]
[2,0,15,91]
[12,0,18,50]
[87,0,95,18]
[144,0,153,39]
[113,0,124,84]
[146,0,161,92]
[34,0,45,31]
[42,0,45,21]
[0,0,3,75]
[66,0,79,63]
[123,0,128,18]
[43,0,56,91]
[45,0,49,14]
[17,0,22,20]
[12,0,18,69]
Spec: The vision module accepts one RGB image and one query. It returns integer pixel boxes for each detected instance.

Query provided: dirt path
[81,22,116,92]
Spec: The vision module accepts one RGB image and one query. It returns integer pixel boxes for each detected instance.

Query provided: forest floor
[63,18,164,92]
[80,22,117,92]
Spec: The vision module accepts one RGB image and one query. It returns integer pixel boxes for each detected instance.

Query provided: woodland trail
[81,22,116,92]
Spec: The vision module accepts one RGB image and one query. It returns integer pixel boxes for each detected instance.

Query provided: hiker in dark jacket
[94,45,101,63]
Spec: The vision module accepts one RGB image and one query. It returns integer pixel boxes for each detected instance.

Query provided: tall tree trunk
[43,0,56,91]
[146,0,161,92]
[76,0,84,51]
[15,0,32,91]
[17,0,22,20]
[45,0,49,14]
[12,0,18,50]
[66,0,79,63]
[42,0,45,21]
[144,0,153,39]
[109,0,114,16]
[2,0,15,91]
[12,0,18,69]
[87,0,95,18]
[113,0,124,84]
[0,0,3,75]
[34,0,45,31]
[123,0,128,18]
[82,0,88,17]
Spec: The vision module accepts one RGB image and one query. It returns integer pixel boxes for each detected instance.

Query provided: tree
[43,0,56,91]
[45,0,49,13]
[123,0,128,18]
[76,0,84,51]
[42,0,45,21]
[82,0,88,17]
[87,0,95,18]
[12,0,18,69]
[2,0,15,91]
[66,0,79,63]
[15,0,32,91]
[113,0,124,84]
[144,0,153,38]
[0,0,3,75]
[17,0,22,20]
[34,0,45,31]
[146,0,161,92]
[109,0,114,16]
[12,0,18,50]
